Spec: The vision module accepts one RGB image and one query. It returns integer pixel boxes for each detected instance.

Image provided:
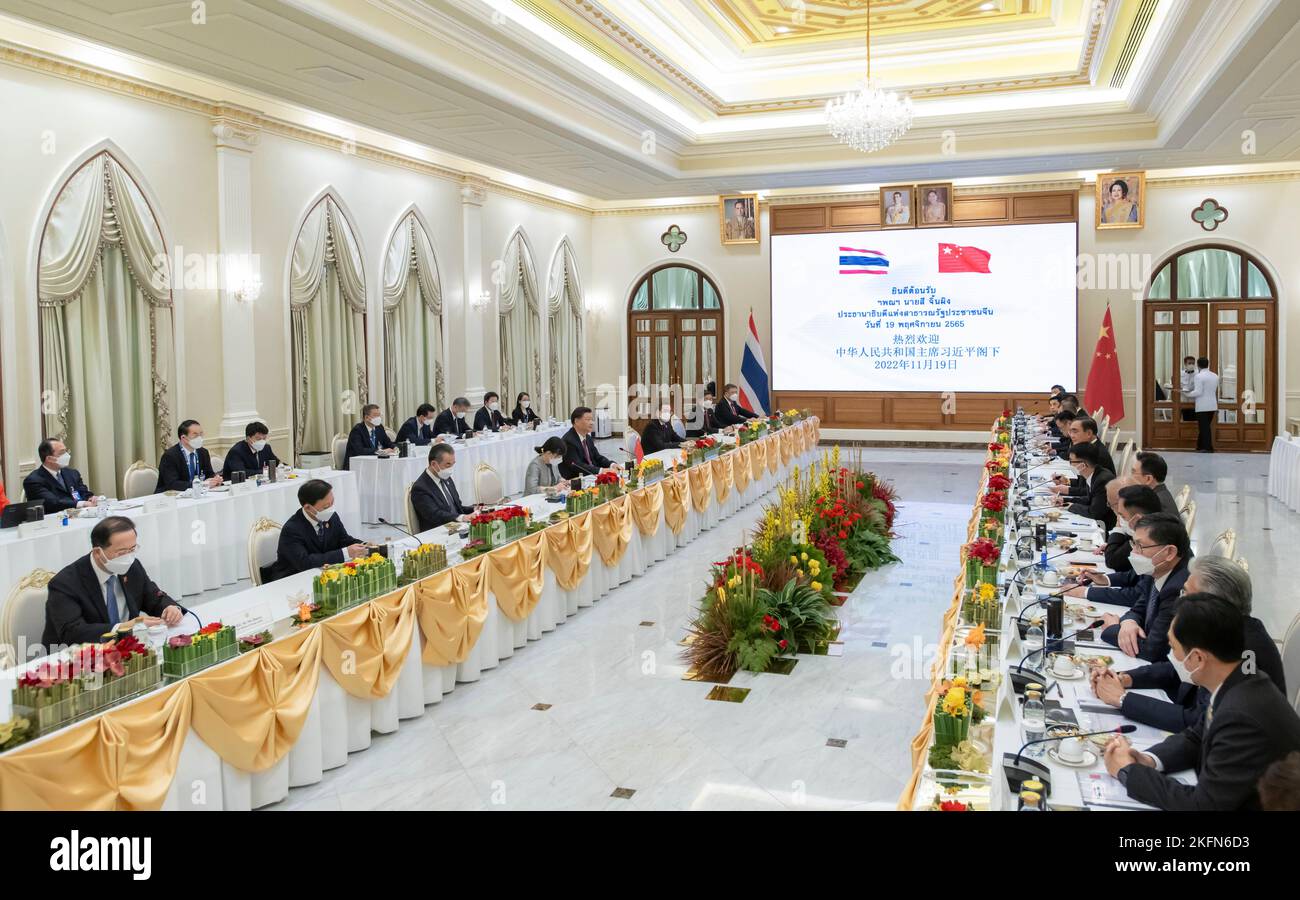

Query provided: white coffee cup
[1058,736,1085,763]
[1078,536,1095,552]
[1052,654,1077,677]
[1040,569,1061,586]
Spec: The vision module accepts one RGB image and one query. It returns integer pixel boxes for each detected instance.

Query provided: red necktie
[582,436,592,464]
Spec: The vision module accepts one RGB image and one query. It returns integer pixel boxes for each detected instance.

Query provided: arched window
[382,210,445,422]
[289,192,368,458]
[37,149,177,495]
[498,229,541,402]
[1144,244,1275,452]
[547,237,585,420]
[625,263,725,430]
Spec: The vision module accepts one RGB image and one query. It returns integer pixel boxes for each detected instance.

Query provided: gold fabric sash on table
[689,463,713,512]
[415,555,489,665]
[767,436,781,473]
[661,471,690,534]
[711,455,732,503]
[0,419,818,810]
[320,586,418,699]
[780,429,793,464]
[591,494,634,567]
[489,531,548,621]
[629,480,664,535]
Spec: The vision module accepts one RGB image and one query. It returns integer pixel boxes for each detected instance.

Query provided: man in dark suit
[640,403,687,455]
[222,420,279,480]
[343,404,396,470]
[686,387,719,438]
[1131,451,1179,516]
[1051,441,1115,530]
[269,479,368,580]
[411,444,476,531]
[1046,410,1075,457]
[156,420,222,493]
[1069,513,1192,661]
[396,404,437,446]
[1091,556,1286,734]
[23,439,97,513]
[432,397,473,439]
[1105,594,1300,810]
[560,406,618,479]
[473,392,512,433]
[43,516,183,646]
[714,383,757,428]
[1102,483,1163,573]
[1063,415,1115,474]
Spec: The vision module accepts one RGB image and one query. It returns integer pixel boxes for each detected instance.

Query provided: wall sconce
[471,289,492,311]
[235,276,263,303]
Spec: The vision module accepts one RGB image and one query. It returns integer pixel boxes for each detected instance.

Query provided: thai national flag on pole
[738,310,770,416]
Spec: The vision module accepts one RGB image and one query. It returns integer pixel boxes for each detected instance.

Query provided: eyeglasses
[1128,539,1166,551]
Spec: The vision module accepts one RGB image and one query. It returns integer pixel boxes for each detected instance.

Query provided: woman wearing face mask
[474,392,512,433]
[512,392,540,427]
[525,437,570,495]
[640,405,692,455]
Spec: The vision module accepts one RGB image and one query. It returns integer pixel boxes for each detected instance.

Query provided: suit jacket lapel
[79,558,111,622]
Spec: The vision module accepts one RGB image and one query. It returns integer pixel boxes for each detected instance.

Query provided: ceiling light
[825,1,913,153]
[980,2,996,10]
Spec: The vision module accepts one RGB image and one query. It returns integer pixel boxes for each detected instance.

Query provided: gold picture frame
[879,185,915,229]
[1096,171,1145,230]
[916,182,954,227]
[719,193,760,244]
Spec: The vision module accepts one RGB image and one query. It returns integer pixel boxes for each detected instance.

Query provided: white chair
[123,461,158,499]
[1180,499,1196,533]
[404,483,420,535]
[1281,612,1300,716]
[1093,405,1105,422]
[1118,439,1136,478]
[1206,529,1236,559]
[1175,484,1192,513]
[1107,427,1122,457]
[0,569,55,667]
[384,426,397,444]
[474,462,504,505]
[210,453,225,477]
[625,428,641,462]
[246,517,281,587]
[1234,555,1249,572]
[331,433,348,471]
[1098,420,1110,443]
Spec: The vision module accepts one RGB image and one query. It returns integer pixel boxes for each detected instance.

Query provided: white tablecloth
[1267,435,1300,512]
[350,424,568,523]
[0,470,358,606]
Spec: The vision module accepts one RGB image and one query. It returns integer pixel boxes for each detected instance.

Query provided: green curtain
[546,242,585,419]
[293,268,365,455]
[385,279,442,421]
[498,233,540,401]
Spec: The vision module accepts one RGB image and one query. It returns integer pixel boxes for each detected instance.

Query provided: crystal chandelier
[825,1,913,153]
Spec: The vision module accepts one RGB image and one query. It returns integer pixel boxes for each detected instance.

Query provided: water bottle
[1024,622,1045,669]
[1022,689,1046,759]
[1018,789,1044,811]
[193,475,204,497]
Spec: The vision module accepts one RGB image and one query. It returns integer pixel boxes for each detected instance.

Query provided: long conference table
[1267,434,1300,512]
[903,421,1196,811]
[0,418,820,810]
[0,469,360,606]
[349,424,568,523]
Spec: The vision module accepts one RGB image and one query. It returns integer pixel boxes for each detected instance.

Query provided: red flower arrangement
[813,530,850,587]
[470,505,528,526]
[871,482,897,530]
[965,538,1000,566]
[695,437,717,449]
[198,621,224,636]
[761,613,782,633]
[940,799,969,812]
[711,549,764,586]
[980,491,1007,513]
[987,473,1012,491]
[595,471,620,486]
[987,442,1006,452]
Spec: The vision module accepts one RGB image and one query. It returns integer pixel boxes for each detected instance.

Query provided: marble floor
[251,444,1296,810]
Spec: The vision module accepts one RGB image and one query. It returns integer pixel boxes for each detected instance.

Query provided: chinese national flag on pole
[635,437,644,466]
[1085,305,1125,422]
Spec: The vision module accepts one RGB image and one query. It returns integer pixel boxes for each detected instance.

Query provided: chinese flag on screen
[937,243,992,273]
[1085,305,1125,422]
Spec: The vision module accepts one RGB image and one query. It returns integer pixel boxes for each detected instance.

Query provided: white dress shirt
[91,554,129,624]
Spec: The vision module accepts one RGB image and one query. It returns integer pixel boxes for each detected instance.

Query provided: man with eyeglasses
[43,515,183,646]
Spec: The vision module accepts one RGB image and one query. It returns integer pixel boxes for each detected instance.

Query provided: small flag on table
[938,243,992,273]
[1085,305,1125,422]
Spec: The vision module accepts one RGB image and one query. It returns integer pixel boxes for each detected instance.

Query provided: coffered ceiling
[0,0,1298,201]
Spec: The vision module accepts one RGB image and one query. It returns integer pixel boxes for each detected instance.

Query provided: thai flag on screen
[839,247,889,274]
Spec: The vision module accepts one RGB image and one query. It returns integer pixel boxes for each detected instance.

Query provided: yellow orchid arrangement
[941,685,970,718]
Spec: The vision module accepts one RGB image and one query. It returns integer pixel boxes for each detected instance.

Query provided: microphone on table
[1012,584,1077,625]
[377,517,426,546]
[1013,724,1136,765]
[1011,620,1104,681]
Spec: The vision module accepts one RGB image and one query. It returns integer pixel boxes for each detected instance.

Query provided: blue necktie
[106,576,121,628]
[188,452,199,479]
[370,429,378,449]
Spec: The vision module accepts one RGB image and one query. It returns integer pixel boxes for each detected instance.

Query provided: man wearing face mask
[270,479,368,580]
[344,404,396,469]
[43,516,183,646]
[640,404,692,455]
[1102,483,1162,573]
[1091,557,1285,734]
[23,439,96,513]
[1049,442,1115,530]
[473,392,512,433]
[156,420,221,493]
[222,421,279,480]
[1067,513,1191,660]
[396,404,437,446]
[411,444,475,530]
[685,388,720,438]
[1105,593,1300,810]
[432,397,473,439]
[713,383,758,427]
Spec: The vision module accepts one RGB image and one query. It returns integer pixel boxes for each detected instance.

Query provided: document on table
[1076,708,1172,747]
[1077,771,1157,810]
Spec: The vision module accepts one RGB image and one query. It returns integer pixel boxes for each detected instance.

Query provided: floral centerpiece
[595,471,623,502]
[400,542,447,584]
[239,630,273,653]
[292,600,320,627]
[928,677,990,777]
[634,457,664,485]
[964,537,1000,588]
[687,436,719,466]
[469,506,529,548]
[767,414,784,432]
[163,622,238,679]
[980,489,1007,530]
[0,714,32,751]
[12,634,161,737]
[738,418,768,445]
[780,408,801,426]
[314,553,398,615]
[961,583,1001,630]
[565,487,598,515]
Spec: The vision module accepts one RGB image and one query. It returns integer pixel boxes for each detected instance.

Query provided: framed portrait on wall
[916,182,953,227]
[1096,171,1145,229]
[719,193,760,244]
[879,185,914,229]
